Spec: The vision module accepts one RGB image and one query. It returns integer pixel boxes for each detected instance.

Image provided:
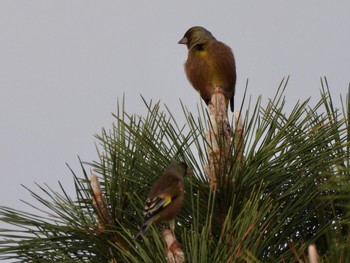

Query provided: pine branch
[0,79,349,262]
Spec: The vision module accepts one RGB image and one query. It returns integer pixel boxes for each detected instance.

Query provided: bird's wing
[143,193,178,221]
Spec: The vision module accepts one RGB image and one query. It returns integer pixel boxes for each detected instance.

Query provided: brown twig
[308,244,319,263]
[205,88,232,189]
[162,228,185,263]
[90,173,112,231]
[288,240,302,262]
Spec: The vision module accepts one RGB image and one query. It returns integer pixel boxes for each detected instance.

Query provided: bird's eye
[195,44,204,51]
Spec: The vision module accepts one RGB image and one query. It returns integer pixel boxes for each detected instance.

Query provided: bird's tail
[133,223,150,240]
[230,97,234,112]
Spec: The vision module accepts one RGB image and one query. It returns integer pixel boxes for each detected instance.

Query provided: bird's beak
[178,37,188,45]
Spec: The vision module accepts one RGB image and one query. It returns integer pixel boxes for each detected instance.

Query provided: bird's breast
[185,41,236,102]
[194,49,208,57]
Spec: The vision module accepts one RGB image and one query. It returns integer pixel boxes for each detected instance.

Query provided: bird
[178,26,237,112]
[135,161,187,239]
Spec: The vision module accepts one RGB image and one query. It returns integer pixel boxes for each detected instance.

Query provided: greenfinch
[179,26,237,112]
[135,161,187,238]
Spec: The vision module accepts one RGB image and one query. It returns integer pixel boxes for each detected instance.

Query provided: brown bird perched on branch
[178,26,237,112]
[135,161,187,239]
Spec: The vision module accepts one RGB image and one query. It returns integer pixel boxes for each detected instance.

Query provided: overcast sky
[0,1,349,255]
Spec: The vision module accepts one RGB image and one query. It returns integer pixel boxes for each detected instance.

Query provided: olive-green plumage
[179,26,237,112]
[135,161,187,238]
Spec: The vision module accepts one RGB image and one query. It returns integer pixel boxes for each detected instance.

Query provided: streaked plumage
[179,26,236,112]
[135,161,187,238]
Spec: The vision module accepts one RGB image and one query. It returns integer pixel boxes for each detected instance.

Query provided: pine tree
[0,77,349,262]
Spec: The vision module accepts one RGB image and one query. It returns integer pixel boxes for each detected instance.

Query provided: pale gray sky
[0,1,349,255]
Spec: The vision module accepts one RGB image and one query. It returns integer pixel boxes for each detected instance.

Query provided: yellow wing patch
[163,196,172,207]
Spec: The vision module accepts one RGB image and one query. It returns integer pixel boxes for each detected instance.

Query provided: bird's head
[166,161,188,178]
[178,26,216,50]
